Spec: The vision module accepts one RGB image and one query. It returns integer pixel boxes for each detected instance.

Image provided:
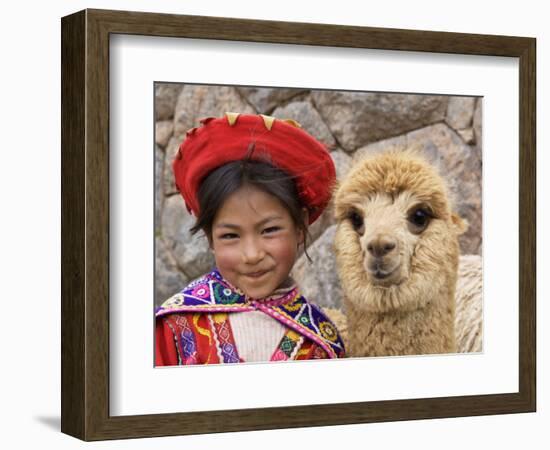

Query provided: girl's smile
[245,270,269,278]
[210,185,304,299]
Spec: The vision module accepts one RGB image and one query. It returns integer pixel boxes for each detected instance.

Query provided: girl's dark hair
[190,157,311,259]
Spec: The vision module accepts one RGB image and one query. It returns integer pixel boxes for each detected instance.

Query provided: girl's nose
[242,238,265,264]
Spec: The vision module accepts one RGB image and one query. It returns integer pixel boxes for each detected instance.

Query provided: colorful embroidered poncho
[155,269,346,365]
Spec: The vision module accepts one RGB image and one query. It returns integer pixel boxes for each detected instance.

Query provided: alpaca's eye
[407,207,432,234]
[348,210,365,235]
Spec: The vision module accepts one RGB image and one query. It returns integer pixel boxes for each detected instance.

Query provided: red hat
[173,112,336,224]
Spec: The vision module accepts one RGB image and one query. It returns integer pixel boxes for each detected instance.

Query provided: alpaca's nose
[367,234,397,258]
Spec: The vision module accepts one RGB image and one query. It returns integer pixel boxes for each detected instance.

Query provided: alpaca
[454,254,483,353]
[324,253,483,354]
[333,150,467,357]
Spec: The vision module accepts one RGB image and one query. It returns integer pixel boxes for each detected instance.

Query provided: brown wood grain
[61,10,86,439]
[518,37,536,409]
[61,8,536,441]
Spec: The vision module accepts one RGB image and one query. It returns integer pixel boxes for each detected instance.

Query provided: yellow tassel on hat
[260,114,275,130]
[224,112,302,131]
[225,112,240,126]
[282,118,302,128]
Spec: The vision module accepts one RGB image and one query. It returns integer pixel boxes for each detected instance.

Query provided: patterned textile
[210,313,241,364]
[271,330,304,361]
[174,314,199,364]
[155,269,346,365]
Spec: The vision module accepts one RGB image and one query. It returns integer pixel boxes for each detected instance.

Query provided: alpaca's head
[334,150,467,313]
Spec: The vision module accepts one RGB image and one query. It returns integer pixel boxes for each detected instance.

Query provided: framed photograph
[61,9,536,441]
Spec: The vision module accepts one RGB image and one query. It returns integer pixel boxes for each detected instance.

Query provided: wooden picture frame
[61,8,536,441]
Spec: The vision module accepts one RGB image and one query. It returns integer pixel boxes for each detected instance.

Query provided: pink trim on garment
[254,303,336,358]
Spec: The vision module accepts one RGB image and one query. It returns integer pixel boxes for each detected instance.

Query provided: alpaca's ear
[451,213,468,235]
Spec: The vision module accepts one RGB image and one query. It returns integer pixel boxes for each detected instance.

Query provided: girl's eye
[262,226,281,234]
[219,233,238,240]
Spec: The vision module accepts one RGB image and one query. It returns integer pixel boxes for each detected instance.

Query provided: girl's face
[210,185,304,299]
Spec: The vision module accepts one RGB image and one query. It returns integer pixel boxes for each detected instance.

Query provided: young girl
[155,112,345,365]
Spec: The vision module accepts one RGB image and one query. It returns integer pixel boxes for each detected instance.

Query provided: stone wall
[155,83,482,308]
